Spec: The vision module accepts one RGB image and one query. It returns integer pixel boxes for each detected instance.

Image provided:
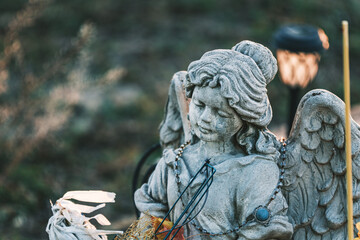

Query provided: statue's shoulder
[232,153,277,167]
[233,154,279,175]
[215,154,278,179]
[241,156,280,191]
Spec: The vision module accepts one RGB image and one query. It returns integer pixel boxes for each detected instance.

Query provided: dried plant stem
[1,1,49,68]
[25,23,94,95]
[0,0,94,187]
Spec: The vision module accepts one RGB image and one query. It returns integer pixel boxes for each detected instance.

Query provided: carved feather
[330,149,346,175]
[312,161,333,192]
[306,227,322,239]
[319,124,334,141]
[310,208,329,234]
[301,131,321,150]
[323,111,338,125]
[305,113,322,133]
[324,183,346,228]
[292,227,305,239]
[318,176,337,206]
[301,149,314,163]
[333,123,345,149]
[314,141,334,164]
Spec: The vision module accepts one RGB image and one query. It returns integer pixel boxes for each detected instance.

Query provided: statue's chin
[195,133,238,147]
[194,130,227,143]
[199,137,218,142]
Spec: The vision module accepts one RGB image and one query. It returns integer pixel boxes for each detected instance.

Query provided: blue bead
[256,207,270,221]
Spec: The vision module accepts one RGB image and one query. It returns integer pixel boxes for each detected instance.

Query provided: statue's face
[189,86,243,142]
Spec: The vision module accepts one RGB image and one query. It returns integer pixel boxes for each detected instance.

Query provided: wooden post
[343,20,353,240]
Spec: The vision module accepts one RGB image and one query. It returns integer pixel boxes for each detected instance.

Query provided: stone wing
[159,71,191,149]
[281,89,360,239]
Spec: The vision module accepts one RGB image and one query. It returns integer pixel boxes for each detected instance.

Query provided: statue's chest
[169,165,240,222]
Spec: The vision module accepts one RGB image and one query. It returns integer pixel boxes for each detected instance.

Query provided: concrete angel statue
[134,40,360,239]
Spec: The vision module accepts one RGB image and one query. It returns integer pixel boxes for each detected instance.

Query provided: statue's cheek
[214,120,232,136]
[215,118,242,138]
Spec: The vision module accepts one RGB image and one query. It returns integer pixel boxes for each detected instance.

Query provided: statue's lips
[198,125,212,134]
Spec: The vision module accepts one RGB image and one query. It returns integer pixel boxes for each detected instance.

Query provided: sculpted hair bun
[232,40,278,84]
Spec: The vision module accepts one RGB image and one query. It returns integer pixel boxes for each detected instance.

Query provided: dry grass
[0,0,125,188]
[115,215,155,240]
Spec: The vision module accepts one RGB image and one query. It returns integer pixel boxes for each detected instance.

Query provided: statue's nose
[200,107,212,123]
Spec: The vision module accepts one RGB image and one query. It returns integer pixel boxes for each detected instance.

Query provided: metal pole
[342,20,354,240]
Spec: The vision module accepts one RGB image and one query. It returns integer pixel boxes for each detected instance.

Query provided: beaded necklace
[172,138,287,236]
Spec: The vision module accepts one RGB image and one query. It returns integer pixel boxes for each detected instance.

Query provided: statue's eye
[193,99,204,108]
[218,110,232,118]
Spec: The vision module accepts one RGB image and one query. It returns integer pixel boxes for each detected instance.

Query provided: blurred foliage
[0,0,359,239]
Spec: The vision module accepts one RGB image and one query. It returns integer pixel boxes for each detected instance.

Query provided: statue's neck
[197,138,242,159]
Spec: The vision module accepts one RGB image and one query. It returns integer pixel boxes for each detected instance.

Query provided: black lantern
[274,24,329,134]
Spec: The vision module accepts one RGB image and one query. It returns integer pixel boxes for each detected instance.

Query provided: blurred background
[0,0,359,239]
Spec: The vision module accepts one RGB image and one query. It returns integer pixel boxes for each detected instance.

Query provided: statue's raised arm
[159,71,191,149]
[282,89,360,239]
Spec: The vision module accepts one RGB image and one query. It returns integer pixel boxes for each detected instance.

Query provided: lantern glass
[276,50,320,88]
